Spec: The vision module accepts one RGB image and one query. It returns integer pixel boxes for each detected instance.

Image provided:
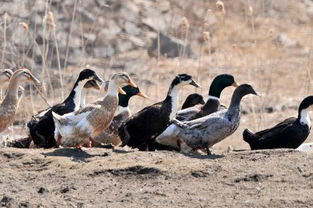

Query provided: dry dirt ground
[1,147,313,208]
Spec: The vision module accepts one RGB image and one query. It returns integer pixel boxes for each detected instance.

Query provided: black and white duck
[119,74,200,151]
[52,72,137,148]
[28,68,103,148]
[156,84,259,154]
[243,96,313,150]
[93,85,148,146]
[181,93,205,110]
[177,74,237,121]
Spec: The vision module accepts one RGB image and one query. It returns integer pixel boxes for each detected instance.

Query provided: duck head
[209,74,238,98]
[78,68,104,86]
[171,74,200,88]
[182,93,205,109]
[15,69,41,85]
[0,69,13,87]
[298,96,313,126]
[228,84,259,109]
[110,72,137,95]
[234,84,259,98]
[119,85,148,107]
[84,80,101,90]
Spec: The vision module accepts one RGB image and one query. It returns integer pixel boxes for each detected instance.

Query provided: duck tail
[51,111,62,142]
[118,124,129,147]
[52,112,62,130]
[242,128,256,145]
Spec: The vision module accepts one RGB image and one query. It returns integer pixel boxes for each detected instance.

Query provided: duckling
[119,74,200,151]
[0,69,13,99]
[0,69,40,133]
[52,72,137,148]
[177,74,237,121]
[93,85,148,146]
[243,96,313,150]
[28,69,103,148]
[181,93,205,109]
[156,84,259,154]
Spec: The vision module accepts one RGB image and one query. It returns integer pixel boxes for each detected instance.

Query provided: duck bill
[136,91,148,98]
[232,81,239,87]
[128,78,137,88]
[190,80,200,88]
[118,87,126,95]
[86,80,101,90]
[253,90,261,96]
[29,74,41,85]
[93,74,104,84]
[3,71,11,79]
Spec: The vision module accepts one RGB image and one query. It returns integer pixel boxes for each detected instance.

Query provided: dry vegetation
[1,0,313,207]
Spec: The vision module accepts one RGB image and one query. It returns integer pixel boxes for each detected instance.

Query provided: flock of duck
[1,68,313,155]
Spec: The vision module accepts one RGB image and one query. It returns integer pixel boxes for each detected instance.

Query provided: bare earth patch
[0,148,313,207]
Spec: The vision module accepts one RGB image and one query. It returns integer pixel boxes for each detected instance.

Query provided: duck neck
[298,108,311,127]
[80,88,87,108]
[105,81,119,97]
[208,82,224,98]
[118,93,131,108]
[65,79,88,110]
[202,96,219,111]
[226,90,244,117]
[2,74,21,105]
[166,85,180,120]
[117,106,131,116]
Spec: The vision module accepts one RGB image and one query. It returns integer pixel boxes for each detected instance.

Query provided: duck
[0,69,13,99]
[181,93,205,109]
[156,84,259,154]
[243,96,313,150]
[93,85,148,146]
[119,74,200,151]
[176,74,237,121]
[28,68,103,148]
[52,72,137,148]
[0,69,40,133]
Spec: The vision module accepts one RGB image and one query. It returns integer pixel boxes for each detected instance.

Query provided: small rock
[38,187,47,194]
[273,34,297,48]
[148,32,196,58]
[60,187,70,194]
[1,196,13,207]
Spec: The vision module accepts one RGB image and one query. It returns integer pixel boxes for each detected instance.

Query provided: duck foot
[87,140,92,148]
[177,139,193,154]
[76,144,83,149]
[206,147,212,155]
[56,135,62,148]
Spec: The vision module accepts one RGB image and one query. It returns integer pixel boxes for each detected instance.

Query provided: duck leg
[206,147,212,155]
[56,135,62,148]
[76,143,83,149]
[178,139,193,154]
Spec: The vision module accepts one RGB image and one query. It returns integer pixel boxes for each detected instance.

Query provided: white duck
[52,72,137,148]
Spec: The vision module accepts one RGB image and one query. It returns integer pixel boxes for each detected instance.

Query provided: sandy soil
[1,147,313,208]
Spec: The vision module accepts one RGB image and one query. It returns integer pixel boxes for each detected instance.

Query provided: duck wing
[180,110,232,148]
[191,98,220,120]
[119,102,168,150]
[176,106,201,121]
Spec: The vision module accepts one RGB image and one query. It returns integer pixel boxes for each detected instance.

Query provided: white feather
[300,108,311,127]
